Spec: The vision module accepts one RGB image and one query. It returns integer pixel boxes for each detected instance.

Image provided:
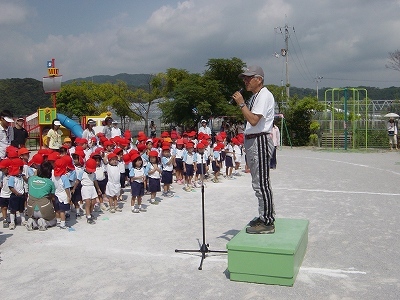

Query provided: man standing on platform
[232,66,275,234]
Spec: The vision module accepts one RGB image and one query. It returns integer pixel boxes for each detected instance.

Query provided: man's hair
[37,161,53,179]
[0,110,13,118]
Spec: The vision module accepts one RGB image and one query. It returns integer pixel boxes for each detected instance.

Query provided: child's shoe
[110,207,116,213]
[115,207,122,212]
[132,206,140,213]
[38,218,47,231]
[139,205,147,212]
[100,203,108,211]
[86,216,95,224]
[9,222,15,230]
[3,220,9,228]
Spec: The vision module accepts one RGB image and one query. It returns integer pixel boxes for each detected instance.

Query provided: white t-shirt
[53,174,71,204]
[106,164,120,184]
[244,87,275,134]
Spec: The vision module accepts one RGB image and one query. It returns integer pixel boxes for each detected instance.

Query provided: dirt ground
[1,147,400,300]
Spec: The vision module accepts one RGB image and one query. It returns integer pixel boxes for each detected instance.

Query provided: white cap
[3,116,14,123]
[54,120,61,126]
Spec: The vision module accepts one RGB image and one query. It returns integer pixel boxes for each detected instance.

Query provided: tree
[283,96,324,146]
[159,74,226,128]
[57,81,101,118]
[386,50,400,72]
[204,57,246,102]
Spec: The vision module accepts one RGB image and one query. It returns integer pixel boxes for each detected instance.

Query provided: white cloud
[0,1,29,25]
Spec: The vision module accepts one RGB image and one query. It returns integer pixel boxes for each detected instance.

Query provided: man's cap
[87,119,96,125]
[53,120,61,126]
[17,116,24,121]
[3,116,14,123]
[201,119,207,123]
[112,120,119,124]
[64,137,72,143]
[239,65,264,79]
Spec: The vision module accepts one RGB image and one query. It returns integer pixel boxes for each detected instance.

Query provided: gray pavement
[1,147,400,299]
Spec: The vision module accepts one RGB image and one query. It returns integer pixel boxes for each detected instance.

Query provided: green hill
[64,73,153,88]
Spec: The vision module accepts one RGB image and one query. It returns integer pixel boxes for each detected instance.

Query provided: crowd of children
[0,123,246,231]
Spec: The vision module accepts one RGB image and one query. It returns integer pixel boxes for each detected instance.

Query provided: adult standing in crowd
[150,121,157,138]
[111,120,122,138]
[387,118,398,150]
[11,116,29,148]
[198,119,211,135]
[102,117,113,139]
[82,119,97,148]
[46,119,63,151]
[0,110,14,159]
[232,65,275,234]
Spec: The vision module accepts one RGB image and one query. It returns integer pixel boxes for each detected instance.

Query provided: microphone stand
[175,152,227,270]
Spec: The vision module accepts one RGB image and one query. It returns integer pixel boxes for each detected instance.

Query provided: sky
[1,0,400,90]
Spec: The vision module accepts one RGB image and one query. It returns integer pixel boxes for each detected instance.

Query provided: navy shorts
[161,170,173,184]
[71,183,82,204]
[9,194,25,212]
[97,178,107,194]
[130,181,145,197]
[196,163,206,175]
[175,158,183,171]
[148,177,161,193]
[225,156,233,167]
[54,199,70,212]
[184,164,194,177]
[0,197,9,208]
[212,161,220,173]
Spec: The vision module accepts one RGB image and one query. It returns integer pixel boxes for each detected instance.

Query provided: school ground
[1,147,400,300]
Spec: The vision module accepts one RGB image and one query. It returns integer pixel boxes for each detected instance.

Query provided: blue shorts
[9,194,25,212]
[225,156,233,168]
[148,177,161,193]
[0,197,10,208]
[71,183,82,204]
[212,161,220,173]
[130,181,145,197]
[184,164,194,177]
[175,158,183,171]
[161,170,173,184]
[196,163,206,175]
[97,178,107,194]
[54,199,70,212]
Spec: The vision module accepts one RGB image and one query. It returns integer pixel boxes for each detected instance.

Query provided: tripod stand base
[175,244,227,270]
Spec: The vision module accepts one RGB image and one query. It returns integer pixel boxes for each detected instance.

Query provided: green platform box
[226,218,309,286]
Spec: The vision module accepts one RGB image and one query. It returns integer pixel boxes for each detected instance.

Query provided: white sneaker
[38,218,47,231]
[115,207,122,212]
[100,203,108,211]
[9,222,16,230]
[26,218,34,231]
[110,208,116,213]
[132,208,140,213]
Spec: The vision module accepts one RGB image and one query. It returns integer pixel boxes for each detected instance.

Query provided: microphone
[229,88,244,104]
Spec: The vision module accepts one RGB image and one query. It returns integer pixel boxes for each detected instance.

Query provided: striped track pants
[244,134,275,225]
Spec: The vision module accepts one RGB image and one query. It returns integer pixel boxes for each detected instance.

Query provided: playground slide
[57,113,83,138]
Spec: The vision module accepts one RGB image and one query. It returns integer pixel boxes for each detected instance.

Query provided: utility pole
[315,75,323,100]
[275,22,292,102]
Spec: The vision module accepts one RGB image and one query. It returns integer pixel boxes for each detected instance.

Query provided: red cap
[137,143,146,152]
[6,146,19,158]
[130,152,141,162]
[28,153,44,166]
[85,158,97,173]
[54,159,67,176]
[107,153,118,161]
[123,153,131,164]
[186,142,194,149]
[47,151,60,161]
[149,150,158,157]
[103,140,113,147]
[162,145,170,151]
[196,143,205,150]
[161,131,170,138]
[0,158,12,169]
[113,147,123,155]
[124,130,132,140]
[62,154,75,170]
[18,147,30,156]
[9,158,24,176]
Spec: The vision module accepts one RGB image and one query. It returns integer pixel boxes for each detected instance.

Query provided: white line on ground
[300,267,366,278]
